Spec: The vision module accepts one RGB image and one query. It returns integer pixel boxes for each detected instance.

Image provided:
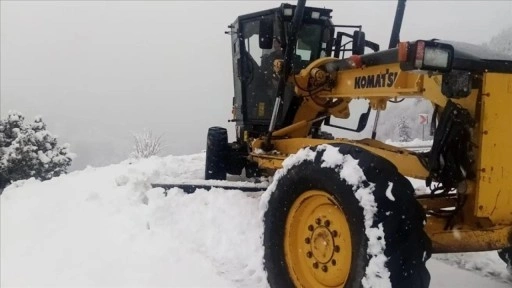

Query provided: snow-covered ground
[384,138,433,149]
[1,152,511,287]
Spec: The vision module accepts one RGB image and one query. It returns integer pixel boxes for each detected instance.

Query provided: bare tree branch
[131,129,165,159]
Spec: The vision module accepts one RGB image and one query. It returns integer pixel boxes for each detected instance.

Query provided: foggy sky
[2,0,511,170]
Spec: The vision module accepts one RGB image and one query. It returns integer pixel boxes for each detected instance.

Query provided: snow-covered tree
[396,116,412,142]
[0,111,25,148]
[131,129,164,159]
[483,25,512,57]
[0,111,74,188]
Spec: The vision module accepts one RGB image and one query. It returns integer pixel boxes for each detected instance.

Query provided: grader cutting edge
[154,0,512,286]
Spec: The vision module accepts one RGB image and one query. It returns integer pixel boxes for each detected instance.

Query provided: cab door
[239,14,280,127]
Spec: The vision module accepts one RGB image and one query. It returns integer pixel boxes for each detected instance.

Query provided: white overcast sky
[1,0,512,170]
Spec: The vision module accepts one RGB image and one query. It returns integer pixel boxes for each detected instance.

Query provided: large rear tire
[263,144,431,288]
[205,126,228,180]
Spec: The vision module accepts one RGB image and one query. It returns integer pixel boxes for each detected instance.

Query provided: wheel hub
[311,224,335,264]
[284,190,352,287]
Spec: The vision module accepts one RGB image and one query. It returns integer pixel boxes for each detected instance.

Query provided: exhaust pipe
[389,0,407,49]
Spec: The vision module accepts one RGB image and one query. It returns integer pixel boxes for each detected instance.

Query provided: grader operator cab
[227,3,372,140]
[154,0,512,286]
[204,2,382,181]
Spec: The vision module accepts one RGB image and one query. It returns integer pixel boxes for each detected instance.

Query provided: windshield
[282,22,330,71]
[296,24,324,61]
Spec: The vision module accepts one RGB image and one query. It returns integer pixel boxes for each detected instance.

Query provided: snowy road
[429,260,508,288]
[1,153,510,287]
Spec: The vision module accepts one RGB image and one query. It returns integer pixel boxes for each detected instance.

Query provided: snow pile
[1,152,510,287]
[385,182,395,201]
[1,154,266,287]
[433,252,512,285]
[428,259,509,288]
[385,138,433,149]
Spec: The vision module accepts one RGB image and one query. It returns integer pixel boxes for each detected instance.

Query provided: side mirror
[352,30,366,55]
[259,18,274,49]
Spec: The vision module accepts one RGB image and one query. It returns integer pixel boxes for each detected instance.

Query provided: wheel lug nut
[308,225,314,231]
[332,259,337,266]
[305,237,311,244]
[306,251,313,258]
[315,218,321,225]
[334,245,340,253]
[313,262,319,269]
[324,220,330,227]
[322,265,328,272]
[332,230,338,237]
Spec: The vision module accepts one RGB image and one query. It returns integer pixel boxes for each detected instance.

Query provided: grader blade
[151,182,268,194]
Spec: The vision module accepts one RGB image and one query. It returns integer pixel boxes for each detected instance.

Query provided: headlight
[399,40,454,73]
[423,46,450,68]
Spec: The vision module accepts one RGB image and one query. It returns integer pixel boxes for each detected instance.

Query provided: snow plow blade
[151,182,268,194]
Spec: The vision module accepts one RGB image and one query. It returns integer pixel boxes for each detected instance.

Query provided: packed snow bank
[428,259,509,288]
[385,138,433,148]
[1,154,266,287]
[1,152,510,287]
[432,252,512,285]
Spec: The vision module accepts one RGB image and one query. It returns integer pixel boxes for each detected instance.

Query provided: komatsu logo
[354,69,398,89]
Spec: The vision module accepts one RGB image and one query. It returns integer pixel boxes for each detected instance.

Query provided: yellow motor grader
[155,0,512,286]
